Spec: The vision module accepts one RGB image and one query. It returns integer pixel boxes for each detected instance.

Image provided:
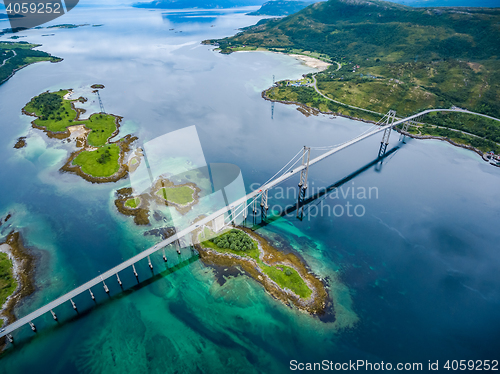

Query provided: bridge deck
[1,108,495,339]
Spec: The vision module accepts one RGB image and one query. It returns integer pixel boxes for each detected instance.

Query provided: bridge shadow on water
[1,141,405,353]
[0,254,200,354]
[249,144,402,230]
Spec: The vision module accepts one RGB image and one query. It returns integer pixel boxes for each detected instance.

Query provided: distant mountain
[389,0,499,7]
[205,0,500,148]
[212,0,500,62]
[134,0,265,8]
[247,1,315,16]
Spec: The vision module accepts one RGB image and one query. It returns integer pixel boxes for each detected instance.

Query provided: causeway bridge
[1,107,498,343]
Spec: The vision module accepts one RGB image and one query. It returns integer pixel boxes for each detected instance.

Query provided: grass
[23,56,60,64]
[24,91,118,146]
[85,113,118,147]
[266,85,381,121]
[73,144,121,177]
[201,231,260,261]
[201,229,312,299]
[24,90,85,132]
[0,252,17,311]
[125,197,140,208]
[208,1,500,151]
[156,186,194,205]
[261,264,312,299]
[23,89,125,178]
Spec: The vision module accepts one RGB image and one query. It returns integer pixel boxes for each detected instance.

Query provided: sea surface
[0,7,499,373]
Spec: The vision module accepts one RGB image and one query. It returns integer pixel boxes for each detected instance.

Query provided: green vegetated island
[195,226,329,315]
[114,175,330,316]
[21,87,137,183]
[115,177,201,225]
[204,0,500,156]
[0,41,61,86]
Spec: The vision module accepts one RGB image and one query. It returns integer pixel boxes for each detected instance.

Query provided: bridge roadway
[1,108,496,340]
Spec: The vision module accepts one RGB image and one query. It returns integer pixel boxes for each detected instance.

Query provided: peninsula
[195,226,329,315]
[204,0,500,156]
[21,87,138,183]
[0,41,61,86]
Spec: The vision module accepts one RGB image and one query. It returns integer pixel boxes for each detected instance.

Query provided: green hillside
[205,0,500,152]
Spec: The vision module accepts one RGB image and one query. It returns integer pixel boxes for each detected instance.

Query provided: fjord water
[0,7,499,373]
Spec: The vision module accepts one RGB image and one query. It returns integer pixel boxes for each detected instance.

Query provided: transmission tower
[95,90,106,114]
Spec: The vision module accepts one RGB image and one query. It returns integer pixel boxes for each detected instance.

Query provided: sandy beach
[288,54,331,71]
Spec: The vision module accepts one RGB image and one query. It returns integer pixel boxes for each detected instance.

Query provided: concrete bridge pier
[132,264,138,279]
[29,321,36,332]
[242,202,248,220]
[89,289,95,301]
[50,310,57,321]
[148,255,153,270]
[162,249,168,263]
[6,334,13,343]
[175,240,181,255]
[116,273,122,287]
[70,299,77,311]
[101,276,109,294]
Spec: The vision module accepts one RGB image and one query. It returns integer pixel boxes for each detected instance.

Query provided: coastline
[262,89,499,164]
[21,88,138,183]
[0,232,37,350]
[195,226,330,316]
[0,57,63,87]
[114,187,151,225]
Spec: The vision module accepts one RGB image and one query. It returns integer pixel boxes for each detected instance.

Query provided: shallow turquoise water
[0,7,499,374]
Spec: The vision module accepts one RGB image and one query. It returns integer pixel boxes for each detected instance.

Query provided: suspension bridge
[1,107,498,343]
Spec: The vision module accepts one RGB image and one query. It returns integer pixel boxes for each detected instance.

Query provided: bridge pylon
[260,189,269,219]
[95,90,106,114]
[379,110,396,158]
[296,146,311,218]
[399,120,412,141]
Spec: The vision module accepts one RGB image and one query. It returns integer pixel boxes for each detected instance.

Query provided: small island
[195,226,329,315]
[152,178,201,214]
[115,178,201,225]
[21,87,138,183]
[13,136,27,149]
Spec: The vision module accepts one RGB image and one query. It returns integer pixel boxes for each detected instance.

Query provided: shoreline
[0,231,37,350]
[262,89,499,165]
[21,88,138,183]
[0,57,63,87]
[195,226,330,316]
[114,187,151,225]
